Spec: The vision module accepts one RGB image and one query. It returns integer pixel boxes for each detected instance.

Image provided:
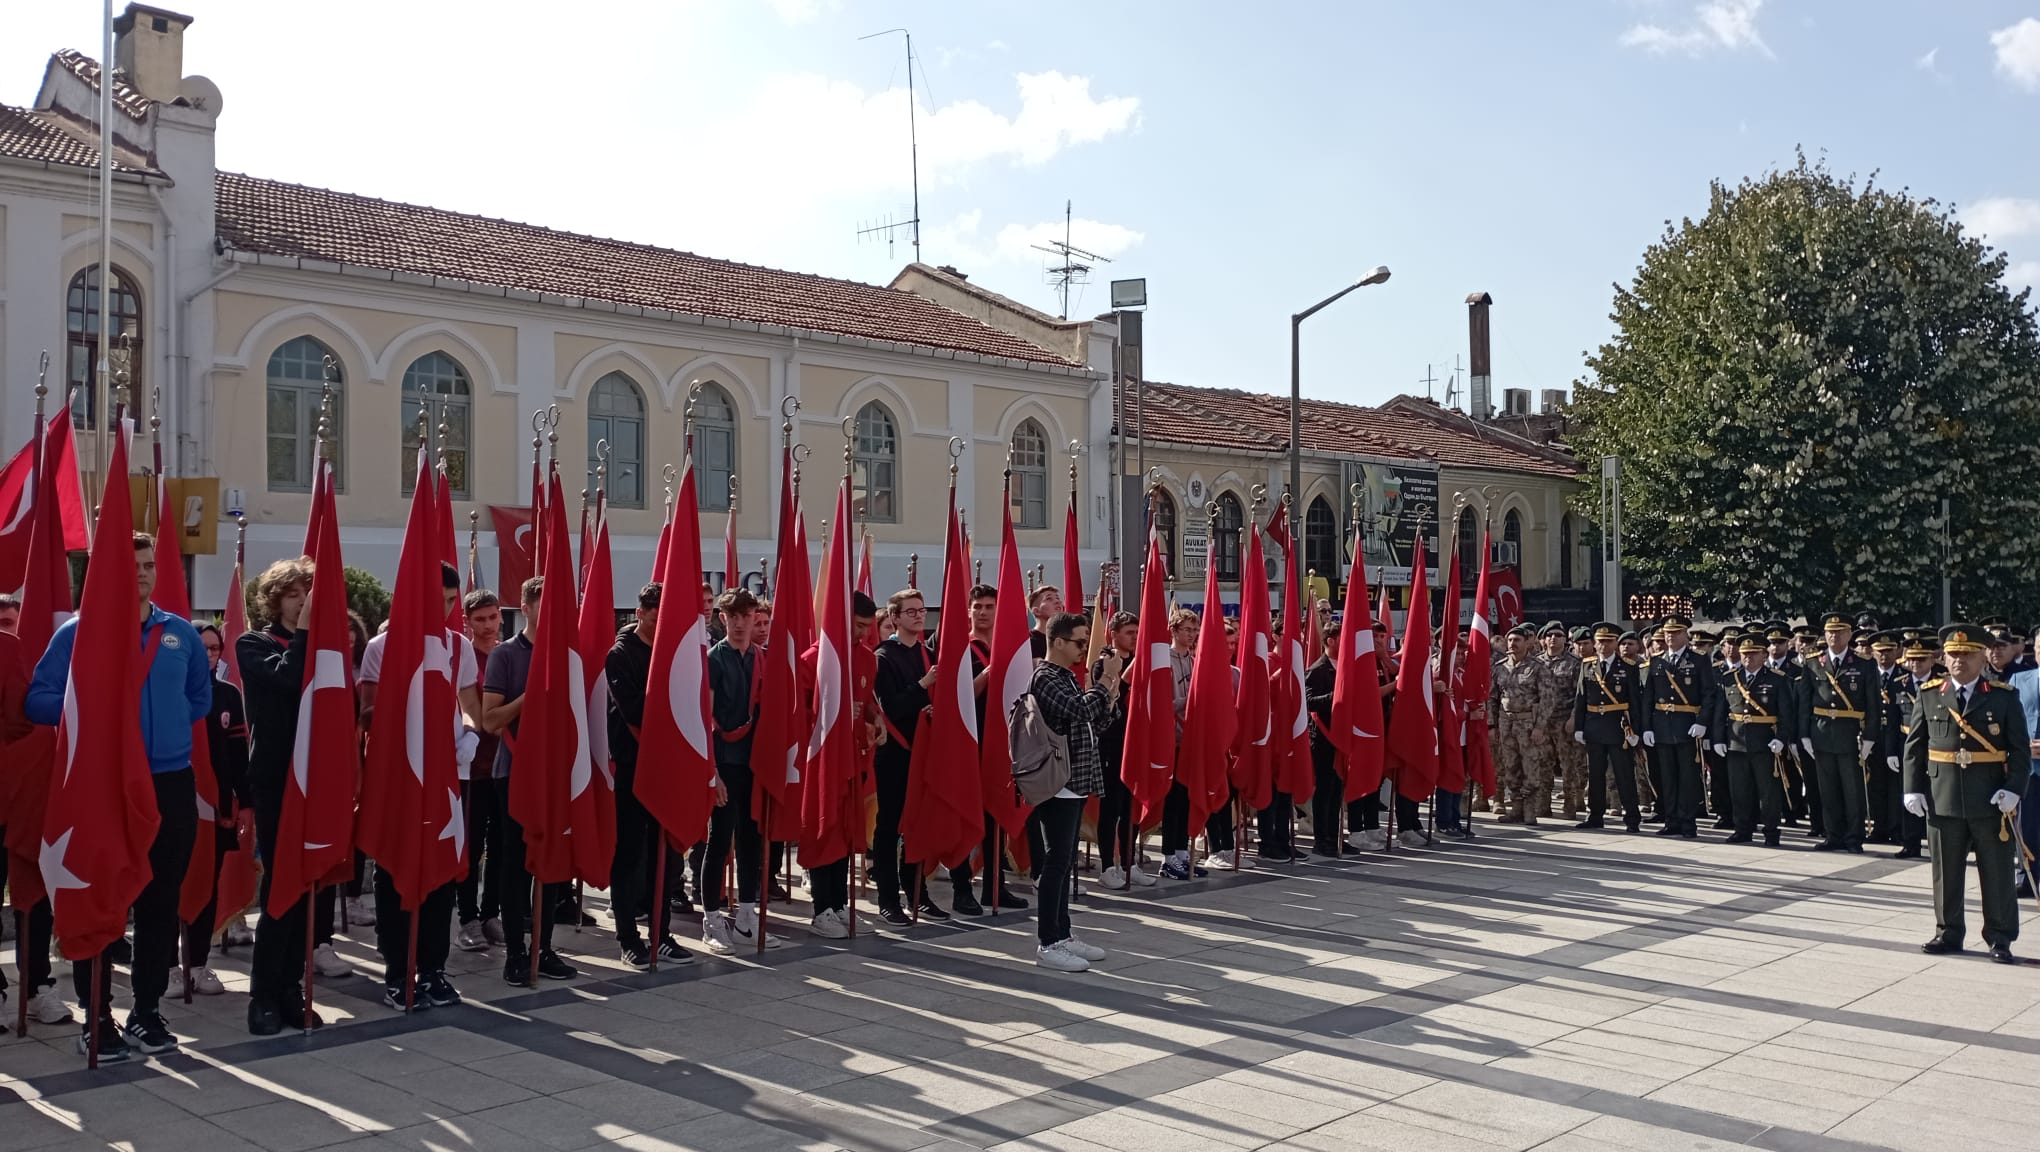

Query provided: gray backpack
[1008,688,1071,807]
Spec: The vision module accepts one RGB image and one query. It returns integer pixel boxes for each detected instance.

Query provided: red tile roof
[1123,380,1577,478]
[213,172,1086,369]
[0,102,161,176]
[50,50,154,120]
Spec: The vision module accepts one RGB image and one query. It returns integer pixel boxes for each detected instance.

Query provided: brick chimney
[1465,291,1493,421]
[113,4,193,105]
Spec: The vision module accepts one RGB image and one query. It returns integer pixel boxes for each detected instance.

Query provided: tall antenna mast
[1032,199,1111,320]
[856,28,922,263]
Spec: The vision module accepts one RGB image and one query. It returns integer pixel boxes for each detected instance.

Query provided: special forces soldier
[1801,612,1882,854]
[1538,621,1582,819]
[1905,624,2031,964]
[1709,634,1795,845]
[1572,623,1646,832]
[1491,625,1551,825]
[1640,615,1717,839]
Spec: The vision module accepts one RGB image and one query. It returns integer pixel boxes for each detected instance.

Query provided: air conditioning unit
[1502,389,1530,416]
[1491,541,1520,566]
[1540,388,1567,414]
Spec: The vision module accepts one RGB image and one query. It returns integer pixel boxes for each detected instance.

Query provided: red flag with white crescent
[1122,527,1176,824]
[636,459,716,852]
[1180,533,1236,830]
[978,484,1035,860]
[154,467,221,925]
[1331,538,1387,800]
[1266,505,1313,803]
[1464,531,1498,794]
[510,471,589,882]
[570,512,617,885]
[1386,540,1438,802]
[902,487,981,868]
[1436,546,1465,794]
[490,505,536,595]
[799,476,858,867]
[1232,516,1274,810]
[753,443,811,837]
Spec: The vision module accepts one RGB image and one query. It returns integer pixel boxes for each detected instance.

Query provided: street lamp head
[1357,265,1391,287]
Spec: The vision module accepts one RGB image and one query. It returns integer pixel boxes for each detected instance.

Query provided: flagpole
[645,464,676,972]
[467,510,480,594]
[840,416,863,940]
[530,411,559,989]
[19,356,41,1036]
[1361,481,1394,857]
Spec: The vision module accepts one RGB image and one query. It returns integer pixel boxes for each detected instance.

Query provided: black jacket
[236,623,307,818]
[874,635,934,758]
[707,639,758,770]
[206,678,252,849]
[605,625,653,784]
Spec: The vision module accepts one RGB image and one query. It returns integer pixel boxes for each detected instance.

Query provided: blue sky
[10,1,2040,409]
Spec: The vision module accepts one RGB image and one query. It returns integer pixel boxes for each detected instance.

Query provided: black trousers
[458,777,503,924]
[702,763,763,914]
[1034,796,1084,948]
[1205,790,1239,852]
[611,772,669,945]
[1653,740,1704,834]
[184,832,234,968]
[1355,790,1420,831]
[1586,742,1641,828]
[374,879,454,987]
[1311,759,1346,852]
[1256,790,1293,857]
[1726,749,1785,836]
[75,768,195,1019]
[1867,759,1903,842]
[979,816,1022,904]
[5,898,55,993]
[1161,781,1192,853]
[1815,751,1867,849]
[872,749,911,908]
[495,777,564,959]
[809,859,849,914]
[1098,765,1133,869]
[1706,747,1730,818]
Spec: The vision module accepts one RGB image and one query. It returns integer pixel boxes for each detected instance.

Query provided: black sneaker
[106,936,134,966]
[878,905,914,927]
[382,983,433,1012]
[503,954,531,985]
[951,891,985,917]
[985,890,1028,910]
[655,936,694,964]
[278,989,324,1030]
[917,899,952,922]
[247,999,282,1037]
[620,939,652,970]
[423,972,462,1008]
[536,950,578,981]
[668,892,695,915]
[123,1010,176,1055]
[79,1018,130,1062]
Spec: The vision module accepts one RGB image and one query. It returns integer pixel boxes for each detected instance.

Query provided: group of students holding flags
[0,374,1512,1067]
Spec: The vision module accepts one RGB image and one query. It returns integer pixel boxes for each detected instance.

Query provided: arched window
[1151,489,1178,581]
[1010,419,1050,530]
[1457,506,1479,569]
[589,372,647,509]
[851,401,897,523]
[1304,497,1338,581]
[401,351,471,498]
[65,264,144,430]
[1503,508,1523,564]
[1559,513,1574,587]
[690,382,735,513]
[267,336,343,493]
[1214,491,1244,582]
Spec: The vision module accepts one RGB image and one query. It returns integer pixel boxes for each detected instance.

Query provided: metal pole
[1289,317,1302,531]
[1940,497,1952,622]
[95,0,115,504]
[1600,456,1622,621]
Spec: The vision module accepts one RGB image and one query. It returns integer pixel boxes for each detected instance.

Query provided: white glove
[1642,731,1657,748]
[1687,724,1708,740]
[1800,738,1815,756]
[1573,731,1586,746]
[1903,793,1928,818]
[1624,733,1640,748]
[1712,743,1727,757]
[1859,739,1874,760]
[456,728,479,767]
[1992,789,2021,814]
[1885,755,1900,771]
[1767,739,1784,755]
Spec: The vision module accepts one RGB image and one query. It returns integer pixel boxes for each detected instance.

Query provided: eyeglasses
[897,606,927,616]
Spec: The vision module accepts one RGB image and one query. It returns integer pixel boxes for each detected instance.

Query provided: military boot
[1524,789,1543,826]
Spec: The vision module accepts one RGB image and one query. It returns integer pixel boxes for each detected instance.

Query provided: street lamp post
[1289,266,1391,515]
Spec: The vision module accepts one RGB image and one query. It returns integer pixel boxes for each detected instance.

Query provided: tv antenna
[1420,364,1437,401]
[1032,200,1110,320]
[856,28,921,263]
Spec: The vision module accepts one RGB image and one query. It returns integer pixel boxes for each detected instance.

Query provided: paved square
[1,826,2029,1151]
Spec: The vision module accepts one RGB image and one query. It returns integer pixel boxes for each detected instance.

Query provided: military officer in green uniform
[1639,614,1716,839]
[1800,612,1882,853]
[1708,633,1795,845]
[1763,621,1813,827]
[1905,624,2030,964]
[1572,622,1645,832]
[1892,631,1938,859]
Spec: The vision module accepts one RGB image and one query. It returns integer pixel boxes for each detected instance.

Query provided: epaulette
[1920,678,1944,691]
[1622,656,1640,667]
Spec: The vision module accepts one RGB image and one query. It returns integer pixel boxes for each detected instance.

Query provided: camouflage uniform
[1539,648,1583,816]
[1490,651,1551,824]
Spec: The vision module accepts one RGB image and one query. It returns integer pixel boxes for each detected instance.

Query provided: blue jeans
[1434,788,1463,829]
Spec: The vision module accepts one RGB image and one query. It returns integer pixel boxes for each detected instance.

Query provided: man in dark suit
[1800,612,1882,853]
[1571,623,1646,832]
[1639,615,1716,839]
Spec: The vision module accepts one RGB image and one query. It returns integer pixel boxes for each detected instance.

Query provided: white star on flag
[40,828,89,893]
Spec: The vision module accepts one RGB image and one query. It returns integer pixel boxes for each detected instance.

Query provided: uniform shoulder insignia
[1920,678,1944,690]
[1622,656,1640,668]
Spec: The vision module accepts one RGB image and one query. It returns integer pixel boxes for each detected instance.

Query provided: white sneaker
[1127,865,1157,888]
[1348,829,1388,851]
[1101,865,1128,890]
[732,905,785,950]
[1235,852,1258,870]
[312,943,353,977]
[456,921,489,952]
[702,914,736,955]
[1205,849,1238,872]
[1398,830,1429,849]
[810,908,849,940]
[1062,935,1106,962]
[223,916,255,946]
[27,985,71,1025]
[1036,941,1090,972]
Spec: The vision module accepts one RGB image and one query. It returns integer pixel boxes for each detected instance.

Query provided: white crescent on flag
[295,647,350,795]
[0,482,31,536]
[406,634,452,784]
[565,650,593,800]
[1497,585,1520,625]
[1287,641,1308,740]
[1250,634,1272,747]
[440,786,465,857]
[810,635,842,747]
[670,618,711,759]
[953,656,979,741]
[513,523,533,552]
[39,827,88,894]
[997,646,1032,717]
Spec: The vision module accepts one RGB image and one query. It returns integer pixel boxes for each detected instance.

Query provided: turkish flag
[1377,581,1395,642]
[212,545,255,928]
[1061,494,1084,618]
[1180,533,1236,831]
[1464,533,1498,794]
[723,508,739,594]
[1232,516,1274,810]
[1435,548,1465,795]
[221,553,248,692]
[1330,540,1386,801]
[510,472,589,882]
[40,420,155,959]
[753,444,811,839]
[490,505,536,596]
[636,461,716,853]
[1266,505,1313,804]
[1123,527,1176,825]
[152,468,222,925]
[902,487,981,869]
[1493,565,1523,634]
[267,460,359,915]
[798,475,858,868]
[1386,540,1438,802]
[3,401,91,585]
[570,513,617,886]
[978,488,1035,861]
[359,447,463,908]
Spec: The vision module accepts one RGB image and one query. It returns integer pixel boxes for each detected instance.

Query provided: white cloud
[766,0,837,25]
[1621,0,1770,56]
[1963,197,2040,241]
[1916,47,1938,71]
[1992,18,2040,90]
[2008,261,2040,292]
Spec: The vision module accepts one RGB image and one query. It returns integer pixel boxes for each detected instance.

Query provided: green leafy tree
[1571,157,2040,622]
[344,566,390,634]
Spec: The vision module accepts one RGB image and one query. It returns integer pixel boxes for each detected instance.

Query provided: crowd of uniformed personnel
[1483,612,2037,963]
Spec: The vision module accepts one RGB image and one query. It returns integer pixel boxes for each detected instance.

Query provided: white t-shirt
[359,628,481,779]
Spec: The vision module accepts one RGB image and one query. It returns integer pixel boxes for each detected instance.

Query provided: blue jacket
[2011,669,2040,766]
[27,604,213,774]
